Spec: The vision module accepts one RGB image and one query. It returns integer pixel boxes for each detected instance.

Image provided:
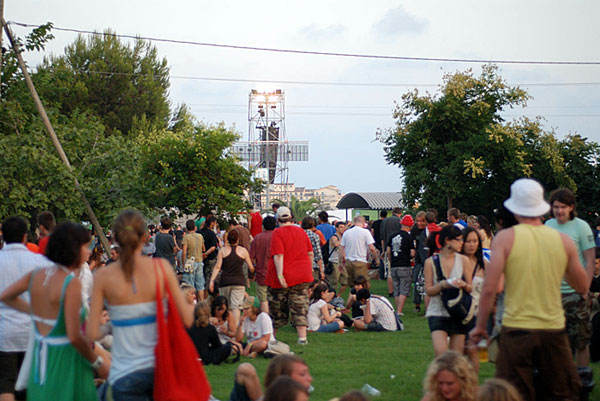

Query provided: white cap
[276,206,292,219]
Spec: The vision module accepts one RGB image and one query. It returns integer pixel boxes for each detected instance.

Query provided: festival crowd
[1,178,600,401]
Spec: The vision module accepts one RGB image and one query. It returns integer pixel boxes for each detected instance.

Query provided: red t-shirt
[250,212,263,238]
[266,225,313,288]
[37,236,50,255]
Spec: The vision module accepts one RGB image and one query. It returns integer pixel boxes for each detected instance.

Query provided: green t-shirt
[545,217,595,294]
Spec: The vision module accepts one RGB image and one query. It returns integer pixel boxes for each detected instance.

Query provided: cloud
[372,5,427,36]
[298,23,346,41]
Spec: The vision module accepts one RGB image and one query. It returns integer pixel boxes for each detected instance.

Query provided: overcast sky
[6,1,600,194]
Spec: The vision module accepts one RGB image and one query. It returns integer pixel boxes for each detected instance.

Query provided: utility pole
[2,19,111,255]
[0,0,5,94]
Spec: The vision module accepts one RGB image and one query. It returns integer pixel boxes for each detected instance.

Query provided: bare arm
[424,257,448,297]
[209,250,224,292]
[363,299,373,324]
[470,229,512,342]
[274,254,287,288]
[583,247,596,279]
[161,261,194,327]
[87,270,106,341]
[339,245,346,264]
[368,243,380,264]
[182,242,188,264]
[64,278,96,361]
[242,249,255,274]
[562,233,590,293]
[0,271,33,314]
[320,303,339,323]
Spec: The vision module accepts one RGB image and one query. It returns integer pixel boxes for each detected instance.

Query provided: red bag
[153,260,211,401]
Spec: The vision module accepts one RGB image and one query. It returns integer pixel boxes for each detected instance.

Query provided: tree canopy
[379,65,597,220]
[0,25,260,229]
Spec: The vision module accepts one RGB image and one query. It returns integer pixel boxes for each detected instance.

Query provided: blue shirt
[316,223,336,242]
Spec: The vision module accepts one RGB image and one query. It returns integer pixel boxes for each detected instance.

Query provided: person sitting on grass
[307,283,345,333]
[181,283,197,304]
[229,354,313,401]
[187,300,240,365]
[421,351,477,401]
[210,295,237,345]
[477,378,523,401]
[338,390,369,401]
[344,275,369,318]
[353,288,398,331]
[235,296,274,357]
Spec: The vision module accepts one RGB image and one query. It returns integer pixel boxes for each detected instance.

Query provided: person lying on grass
[235,296,274,357]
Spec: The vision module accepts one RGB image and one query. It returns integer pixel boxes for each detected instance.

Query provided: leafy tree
[559,134,600,224]
[272,196,329,220]
[379,65,572,216]
[36,30,171,136]
[138,115,262,217]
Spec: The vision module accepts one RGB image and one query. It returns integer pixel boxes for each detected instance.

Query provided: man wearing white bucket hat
[470,178,590,401]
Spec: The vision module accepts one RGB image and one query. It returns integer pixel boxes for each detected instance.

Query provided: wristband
[91,356,104,369]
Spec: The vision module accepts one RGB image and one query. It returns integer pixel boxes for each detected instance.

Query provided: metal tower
[231,89,308,209]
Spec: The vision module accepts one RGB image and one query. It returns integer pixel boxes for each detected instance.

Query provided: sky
[5,1,600,195]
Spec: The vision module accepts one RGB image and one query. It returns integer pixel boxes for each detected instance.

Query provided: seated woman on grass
[307,283,345,333]
[187,300,241,365]
[210,295,237,345]
[421,351,477,401]
[235,296,274,357]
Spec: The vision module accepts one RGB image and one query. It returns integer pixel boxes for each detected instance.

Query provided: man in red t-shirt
[248,210,263,239]
[266,207,314,345]
[36,211,55,255]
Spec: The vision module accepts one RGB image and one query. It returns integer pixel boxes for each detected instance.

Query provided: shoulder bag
[154,260,212,401]
[432,255,475,325]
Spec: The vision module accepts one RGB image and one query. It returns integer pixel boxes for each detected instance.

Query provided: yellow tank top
[503,224,567,330]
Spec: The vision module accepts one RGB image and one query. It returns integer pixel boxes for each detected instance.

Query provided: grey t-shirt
[380,216,401,251]
[155,232,176,266]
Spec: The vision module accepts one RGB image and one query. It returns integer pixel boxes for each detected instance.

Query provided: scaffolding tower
[231,89,308,209]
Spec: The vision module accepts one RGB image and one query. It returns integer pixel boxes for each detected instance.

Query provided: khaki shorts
[326,262,348,288]
[345,260,369,286]
[219,285,245,311]
[255,284,268,303]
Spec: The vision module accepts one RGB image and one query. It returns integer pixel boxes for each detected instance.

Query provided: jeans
[111,367,154,401]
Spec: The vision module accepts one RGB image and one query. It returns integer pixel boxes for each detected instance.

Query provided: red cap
[401,215,414,227]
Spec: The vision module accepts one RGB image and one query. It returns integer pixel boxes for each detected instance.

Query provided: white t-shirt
[242,312,274,342]
[308,299,327,331]
[340,226,375,263]
[0,244,53,351]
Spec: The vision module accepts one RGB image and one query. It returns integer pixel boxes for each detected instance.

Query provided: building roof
[336,192,402,210]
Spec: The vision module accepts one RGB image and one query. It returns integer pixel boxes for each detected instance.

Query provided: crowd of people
[0,178,599,400]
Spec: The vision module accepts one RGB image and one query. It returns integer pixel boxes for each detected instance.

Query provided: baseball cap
[242,296,259,309]
[277,206,292,219]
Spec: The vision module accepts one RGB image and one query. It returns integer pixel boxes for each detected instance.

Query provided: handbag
[432,255,475,325]
[263,340,292,358]
[372,295,404,331]
[153,260,211,401]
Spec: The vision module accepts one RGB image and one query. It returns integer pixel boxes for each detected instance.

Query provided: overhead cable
[9,21,600,66]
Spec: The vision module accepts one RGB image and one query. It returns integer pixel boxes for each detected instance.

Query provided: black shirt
[372,219,383,249]
[387,230,414,267]
[154,232,176,265]
[200,228,219,261]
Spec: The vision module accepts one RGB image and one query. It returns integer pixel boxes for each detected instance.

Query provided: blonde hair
[194,300,210,327]
[477,379,523,401]
[112,210,147,280]
[423,351,478,401]
[181,284,195,299]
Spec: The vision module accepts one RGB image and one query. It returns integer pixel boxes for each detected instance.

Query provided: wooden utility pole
[0,0,4,92]
[2,19,111,255]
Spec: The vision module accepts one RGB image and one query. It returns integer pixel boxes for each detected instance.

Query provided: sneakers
[397,312,404,317]
[297,338,308,345]
[414,305,421,313]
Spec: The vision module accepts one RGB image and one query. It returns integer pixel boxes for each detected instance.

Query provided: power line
[41,67,600,88]
[188,103,600,110]
[9,21,600,66]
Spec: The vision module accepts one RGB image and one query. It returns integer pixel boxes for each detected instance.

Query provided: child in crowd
[181,283,197,304]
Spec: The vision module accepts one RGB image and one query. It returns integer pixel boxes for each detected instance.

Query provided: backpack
[432,255,475,325]
[322,235,338,274]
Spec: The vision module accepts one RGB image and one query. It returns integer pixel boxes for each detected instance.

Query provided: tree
[36,30,171,136]
[379,64,572,216]
[138,113,262,217]
[272,196,329,220]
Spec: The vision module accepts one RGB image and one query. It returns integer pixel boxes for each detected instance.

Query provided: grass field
[203,278,599,401]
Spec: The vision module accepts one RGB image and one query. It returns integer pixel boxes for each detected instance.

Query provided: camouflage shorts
[268,282,310,329]
[562,292,591,350]
[203,258,217,285]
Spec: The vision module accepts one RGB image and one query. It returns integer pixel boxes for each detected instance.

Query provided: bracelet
[91,355,104,369]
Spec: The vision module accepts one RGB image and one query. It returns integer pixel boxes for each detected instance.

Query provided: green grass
[203,279,599,401]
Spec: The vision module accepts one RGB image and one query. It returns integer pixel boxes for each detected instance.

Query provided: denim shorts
[182,261,205,291]
[111,367,154,401]
[317,321,341,333]
[427,316,469,335]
